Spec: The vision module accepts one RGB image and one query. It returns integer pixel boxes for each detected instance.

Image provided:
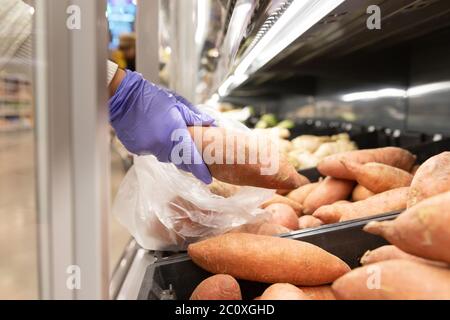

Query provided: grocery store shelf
[214,0,450,97]
[215,0,345,96]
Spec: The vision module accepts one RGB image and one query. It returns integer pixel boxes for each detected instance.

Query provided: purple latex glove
[109,70,215,184]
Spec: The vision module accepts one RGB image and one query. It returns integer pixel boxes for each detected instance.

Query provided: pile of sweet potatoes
[227,147,418,235]
[188,233,345,300]
[330,152,450,300]
[186,149,450,300]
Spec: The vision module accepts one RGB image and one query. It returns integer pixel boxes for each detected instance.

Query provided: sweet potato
[260,284,310,300]
[257,223,291,236]
[313,187,409,223]
[286,183,319,205]
[411,164,420,175]
[266,203,299,230]
[190,274,242,300]
[229,222,291,236]
[407,152,450,207]
[298,215,323,229]
[312,204,343,224]
[299,286,336,300]
[360,245,448,267]
[342,162,413,193]
[332,260,450,300]
[276,189,291,195]
[317,147,416,180]
[188,127,310,189]
[208,179,240,198]
[188,233,350,286]
[303,177,354,214]
[352,184,374,202]
[364,191,450,264]
[261,194,303,216]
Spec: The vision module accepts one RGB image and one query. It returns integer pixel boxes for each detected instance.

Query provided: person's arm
[108,61,126,97]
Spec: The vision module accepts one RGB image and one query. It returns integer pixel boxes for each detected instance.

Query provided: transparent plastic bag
[112,106,275,251]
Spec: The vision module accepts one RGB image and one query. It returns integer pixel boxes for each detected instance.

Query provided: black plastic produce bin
[137,212,399,300]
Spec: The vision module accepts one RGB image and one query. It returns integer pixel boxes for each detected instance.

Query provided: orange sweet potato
[190,274,242,300]
[352,184,375,202]
[360,245,448,267]
[266,203,299,230]
[286,183,319,205]
[407,152,450,207]
[364,191,450,264]
[317,147,416,180]
[229,222,291,236]
[303,177,354,214]
[298,215,324,229]
[342,162,413,193]
[332,260,450,300]
[188,127,309,189]
[313,187,409,223]
[257,223,291,236]
[260,284,310,300]
[261,194,303,216]
[299,286,336,300]
[188,233,350,286]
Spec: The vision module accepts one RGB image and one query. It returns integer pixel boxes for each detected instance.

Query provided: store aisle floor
[0,131,131,299]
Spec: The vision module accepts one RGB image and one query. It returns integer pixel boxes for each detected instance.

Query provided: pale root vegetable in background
[342,162,413,193]
[407,152,450,207]
[287,183,319,205]
[188,233,350,286]
[260,284,311,300]
[266,203,299,230]
[261,194,303,216]
[317,147,416,180]
[299,286,336,300]
[364,191,450,264]
[332,260,450,300]
[352,184,374,202]
[190,274,242,300]
[298,215,323,229]
[303,177,354,214]
[360,245,448,267]
[188,127,310,189]
[313,187,409,223]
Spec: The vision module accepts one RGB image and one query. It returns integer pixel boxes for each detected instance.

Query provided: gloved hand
[109,70,215,184]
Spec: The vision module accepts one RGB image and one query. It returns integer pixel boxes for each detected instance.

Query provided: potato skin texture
[298,215,323,229]
[313,187,408,223]
[287,183,319,205]
[260,283,311,300]
[303,177,354,214]
[364,191,450,264]
[190,274,242,300]
[318,147,416,180]
[360,245,448,267]
[352,184,374,202]
[299,286,336,300]
[343,162,413,193]
[332,259,450,300]
[266,203,299,230]
[407,152,450,207]
[261,194,303,216]
[188,233,350,286]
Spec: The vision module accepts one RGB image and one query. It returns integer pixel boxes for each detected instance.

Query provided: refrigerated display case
[118,0,450,300]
